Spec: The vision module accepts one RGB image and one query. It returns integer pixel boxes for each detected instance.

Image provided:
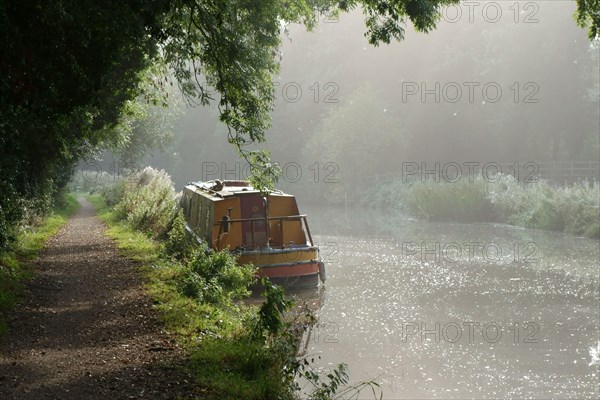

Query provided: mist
[143,1,598,197]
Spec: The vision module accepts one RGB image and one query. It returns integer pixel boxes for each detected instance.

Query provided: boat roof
[184,180,291,199]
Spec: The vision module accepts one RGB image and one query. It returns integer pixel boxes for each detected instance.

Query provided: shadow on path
[0,198,199,399]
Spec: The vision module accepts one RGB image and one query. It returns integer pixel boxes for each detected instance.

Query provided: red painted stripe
[257,262,319,278]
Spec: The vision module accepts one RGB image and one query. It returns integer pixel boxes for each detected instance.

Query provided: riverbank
[364,175,599,239]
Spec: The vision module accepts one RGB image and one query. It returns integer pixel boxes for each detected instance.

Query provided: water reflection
[247,281,326,311]
[299,204,599,399]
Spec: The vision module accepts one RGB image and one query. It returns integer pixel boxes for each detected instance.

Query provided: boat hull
[238,247,322,288]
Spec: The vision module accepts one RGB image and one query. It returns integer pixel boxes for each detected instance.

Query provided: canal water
[297,205,599,399]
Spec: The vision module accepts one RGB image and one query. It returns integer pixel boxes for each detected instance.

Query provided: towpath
[0,198,198,399]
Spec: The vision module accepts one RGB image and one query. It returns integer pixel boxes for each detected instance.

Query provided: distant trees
[107,74,183,167]
[301,82,406,200]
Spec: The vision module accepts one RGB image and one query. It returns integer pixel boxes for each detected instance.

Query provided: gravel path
[0,198,199,399]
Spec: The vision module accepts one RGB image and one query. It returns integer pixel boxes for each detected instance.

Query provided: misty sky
[142,1,598,191]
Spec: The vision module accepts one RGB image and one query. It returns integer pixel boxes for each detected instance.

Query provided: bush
[177,249,256,306]
[163,208,208,261]
[489,176,599,236]
[0,182,23,254]
[101,178,126,206]
[164,208,197,259]
[404,176,496,223]
[360,179,407,209]
[556,181,600,238]
[114,167,177,238]
[489,175,555,229]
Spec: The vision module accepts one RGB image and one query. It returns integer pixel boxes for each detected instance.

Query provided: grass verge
[87,194,160,264]
[0,193,80,339]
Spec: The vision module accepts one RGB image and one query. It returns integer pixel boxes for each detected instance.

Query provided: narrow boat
[180,179,325,287]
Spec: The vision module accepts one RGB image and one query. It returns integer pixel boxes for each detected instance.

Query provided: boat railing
[215,214,314,249]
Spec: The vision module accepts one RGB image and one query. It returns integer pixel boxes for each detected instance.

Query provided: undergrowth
[404,177,496,223]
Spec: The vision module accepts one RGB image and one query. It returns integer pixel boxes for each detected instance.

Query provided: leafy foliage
[575,0,600,40]
[114,167,178,238]
[254,278,295,339]
[0,182,23,253]
[340,0,459,44]
[107,71,183,167]
[0,0,161,253]
[557,182,600,238]
[177,249,256,306]
[164,208,196,260]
